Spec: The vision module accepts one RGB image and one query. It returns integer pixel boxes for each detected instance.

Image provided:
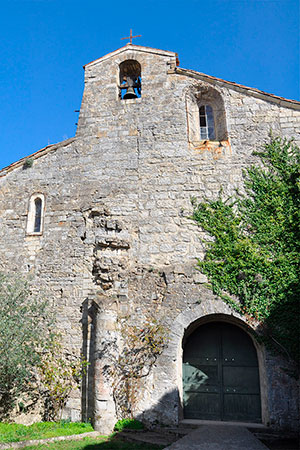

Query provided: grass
[0,421,94,444]
[12,434,165,450]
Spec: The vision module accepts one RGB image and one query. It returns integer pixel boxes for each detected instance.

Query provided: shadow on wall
[80,297,181,429]
[79,390,181,449]
[256,281,299,372]
[80,296,299,435]
[80,301,262,429]
[136,389,181,429]
[81,298,98,425]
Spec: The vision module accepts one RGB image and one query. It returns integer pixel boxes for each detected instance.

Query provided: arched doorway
[183,321,261,422]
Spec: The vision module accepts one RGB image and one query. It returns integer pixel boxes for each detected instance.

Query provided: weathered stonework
[0,44,299,433]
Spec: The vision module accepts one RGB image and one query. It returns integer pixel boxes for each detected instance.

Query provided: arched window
[199,105,215,140]
[186,85,228,144]
[119,60,141,100]
[26,193,45,235]
[34,198,42,232]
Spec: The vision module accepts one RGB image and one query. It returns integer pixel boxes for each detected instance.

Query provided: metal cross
[121,29,141,44]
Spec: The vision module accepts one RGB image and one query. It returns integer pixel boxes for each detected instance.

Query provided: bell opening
[119,60,142,100]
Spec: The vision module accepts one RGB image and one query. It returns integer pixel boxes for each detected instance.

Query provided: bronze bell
[123,86,137,99]
[123,76,138,99]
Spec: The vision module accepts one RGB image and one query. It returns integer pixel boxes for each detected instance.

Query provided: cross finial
[121,29,141,45]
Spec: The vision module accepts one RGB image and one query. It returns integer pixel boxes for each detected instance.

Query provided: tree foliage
[192,138,300,364]
[0,274,55,414]
[0,274,87,419]
[38,336,88,421]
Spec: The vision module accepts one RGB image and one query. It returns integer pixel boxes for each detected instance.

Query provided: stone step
[154,422,270,438]
[179,419,267,429]
[155,424,298,446]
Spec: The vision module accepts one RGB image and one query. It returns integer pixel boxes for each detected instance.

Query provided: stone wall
[0,44,299,432]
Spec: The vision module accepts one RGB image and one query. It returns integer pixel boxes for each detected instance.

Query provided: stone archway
[182,321,261,422]
[163,302,269,426]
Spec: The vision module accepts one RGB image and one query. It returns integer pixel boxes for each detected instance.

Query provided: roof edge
[0,137,76,177]
[172,67,300,108]
[84,43,178,68]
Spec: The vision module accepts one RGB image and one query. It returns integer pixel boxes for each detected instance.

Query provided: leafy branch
[192,138,300,365]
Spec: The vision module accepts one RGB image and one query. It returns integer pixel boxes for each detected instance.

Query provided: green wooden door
[183,322,261,422]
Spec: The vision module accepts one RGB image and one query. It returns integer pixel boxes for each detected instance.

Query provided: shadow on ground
[81,434,164,450]
[261,439,300,450]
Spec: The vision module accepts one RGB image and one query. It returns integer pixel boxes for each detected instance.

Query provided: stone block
[193,272,208,284]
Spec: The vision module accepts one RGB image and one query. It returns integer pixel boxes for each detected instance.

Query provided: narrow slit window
[26,193,45,235]
[199,105,215,140]
[34,198,42,232]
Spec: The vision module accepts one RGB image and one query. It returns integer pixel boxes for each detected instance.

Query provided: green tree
[38,336,88,420]
[0,274,55,415]
[0,275,88,420]
[192,138,300,364]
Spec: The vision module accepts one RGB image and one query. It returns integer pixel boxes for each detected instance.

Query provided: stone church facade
[0,44,299,433]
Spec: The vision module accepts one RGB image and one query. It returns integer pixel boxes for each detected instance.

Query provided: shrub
[23,158,34,169]
[114,418,144,432]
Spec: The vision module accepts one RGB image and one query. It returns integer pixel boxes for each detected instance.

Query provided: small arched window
[119,60,141,100]
[199,105,215,140]
[186,86,228,145]
[26,193,45,235]
[34,198,42,232]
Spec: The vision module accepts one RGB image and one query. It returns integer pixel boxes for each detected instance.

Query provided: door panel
[223,394,262,421]
[222,324,258,365]
[183,322,261,422]
[185,392,221,419]
[223,366,260,393]
[183,362,220,419]
[183,363,218,391]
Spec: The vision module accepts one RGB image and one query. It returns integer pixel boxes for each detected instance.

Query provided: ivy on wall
[192,138,299,365]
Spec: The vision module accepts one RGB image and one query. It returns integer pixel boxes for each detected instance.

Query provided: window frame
[199,104,216,140]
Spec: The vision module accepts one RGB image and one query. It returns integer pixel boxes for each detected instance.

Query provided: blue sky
[0,0,299,169]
